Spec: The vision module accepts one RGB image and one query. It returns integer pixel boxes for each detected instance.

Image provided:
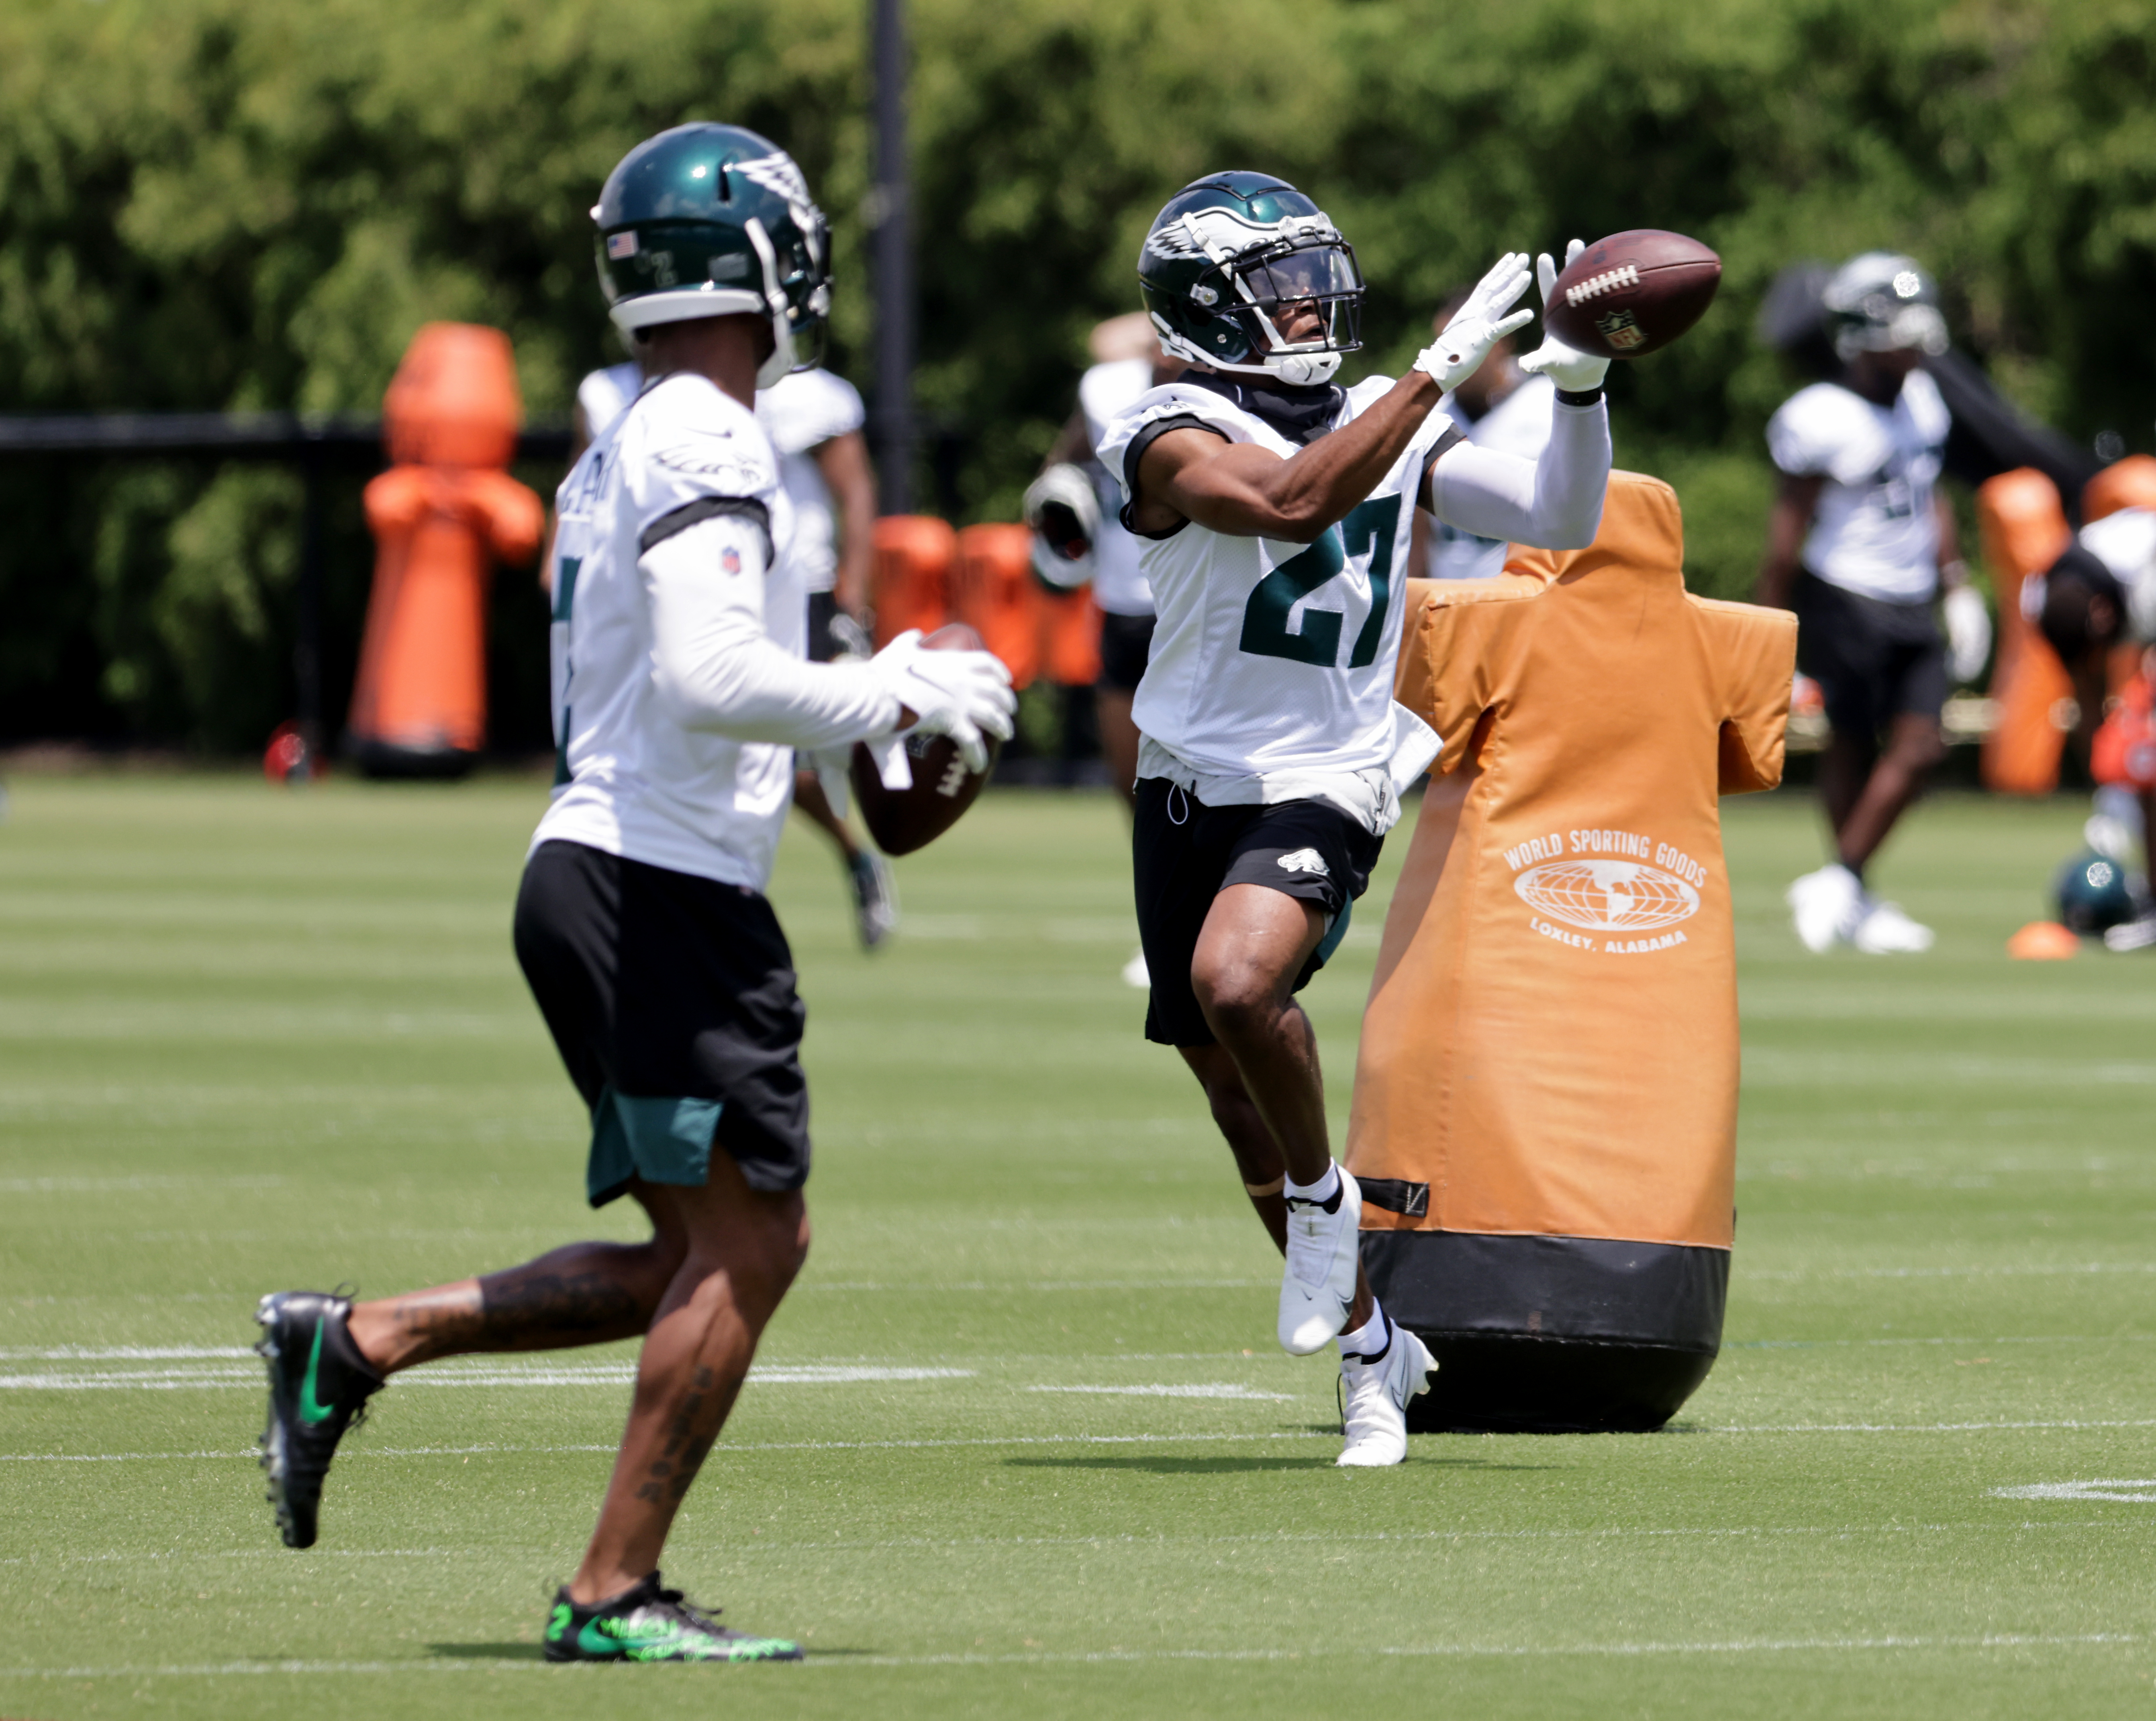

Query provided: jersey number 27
[1238,494,1400,671]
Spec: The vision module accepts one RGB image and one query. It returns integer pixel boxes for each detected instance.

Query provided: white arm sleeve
[644,515,901,746]
[1427,398,1612,551]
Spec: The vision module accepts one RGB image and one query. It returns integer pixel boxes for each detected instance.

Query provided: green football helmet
[592,123,831,387]
[2056,848,2144,935]
[1137,172,1364,386]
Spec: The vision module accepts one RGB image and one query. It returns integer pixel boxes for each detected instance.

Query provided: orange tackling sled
[346,324,542,776]
[1976,468,2075,796]
[871,516,957,645]
[1346,471,1795,1433]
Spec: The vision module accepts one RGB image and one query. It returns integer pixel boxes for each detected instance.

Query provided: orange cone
[2007,921,2080,960]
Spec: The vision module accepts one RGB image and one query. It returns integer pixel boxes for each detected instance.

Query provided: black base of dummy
[1362,1227,1728,1434]
[346,737,480,780]
[1407,1334,1715,1433]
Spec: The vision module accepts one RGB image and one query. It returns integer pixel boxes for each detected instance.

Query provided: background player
[1027,311,1185,985]
[2030,503,2156,946]
[1100,173,1611,1465]
[556,353,896,948]
[252,123,1013,1662]
[1757,252,1989,955]
[1406,286,1554,582]
[758,364,896,947]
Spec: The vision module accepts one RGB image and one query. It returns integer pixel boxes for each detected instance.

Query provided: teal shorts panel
[586,1083,725,1208]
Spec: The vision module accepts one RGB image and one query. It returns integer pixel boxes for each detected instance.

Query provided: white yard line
[0,1347,257,1360]
[20,1410,2156,1468]
[796,1279,1273,1292]
[7,1520,2144,1570]
[0,1633,2136,1679]
[1028,1384,1295,1400]
[0,1362,973,1391]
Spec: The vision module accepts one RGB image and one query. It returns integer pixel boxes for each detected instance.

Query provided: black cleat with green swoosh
[254,1291,384,1549]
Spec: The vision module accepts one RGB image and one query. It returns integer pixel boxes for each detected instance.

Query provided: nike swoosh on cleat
[296,1321,335,1425]
[579,1620,637,1656]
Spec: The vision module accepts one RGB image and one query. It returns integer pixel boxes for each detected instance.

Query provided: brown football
[1544,230,1722,361]
[848,621,1002,857]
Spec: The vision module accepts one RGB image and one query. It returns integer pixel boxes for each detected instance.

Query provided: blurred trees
[0,0,2150,748]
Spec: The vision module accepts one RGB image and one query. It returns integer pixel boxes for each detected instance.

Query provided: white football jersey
[1076,358,1157,617]
[1098,376,1441,788]
[576,361,644,439]
[1767,371,1950,604]
[2080,506,2156,643]
[1427,374,1556,581]
[756,368,866,596]
[535,372,800,889]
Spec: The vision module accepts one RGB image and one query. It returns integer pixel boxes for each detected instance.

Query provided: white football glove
[1943,583,1993,684]
[1517,239,1612,394]
[871,630,1017,775]
[1414,252,1534,393]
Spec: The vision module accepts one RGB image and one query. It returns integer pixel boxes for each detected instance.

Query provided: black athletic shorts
[1131,779,1382,1047]
[1793,569,1948,740]
[513,840,811,1206]
[1098,611,1157,693]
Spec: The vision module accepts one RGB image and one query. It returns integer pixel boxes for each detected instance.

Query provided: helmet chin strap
[1271,351,1341,386]
[742,217,798,388]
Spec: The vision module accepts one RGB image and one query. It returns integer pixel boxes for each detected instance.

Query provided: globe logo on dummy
[1515,859,1700,934]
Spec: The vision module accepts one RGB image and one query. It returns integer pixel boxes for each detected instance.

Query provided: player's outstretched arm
[1421,398,1612,552]
[1133,403,1446,545]
[1130,251,1533,544]
[1417,241,1612,553]
[644,513,1012,761]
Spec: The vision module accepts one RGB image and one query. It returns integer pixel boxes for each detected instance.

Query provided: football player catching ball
[1099,173,1613,1464]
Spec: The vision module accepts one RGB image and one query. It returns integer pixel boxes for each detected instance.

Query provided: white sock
[1337,1311,1388,1363]
[1284,1162,1341,1206]
[1338,1300,1389,1362]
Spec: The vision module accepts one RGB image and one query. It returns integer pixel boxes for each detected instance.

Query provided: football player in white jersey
[2028,505,2156,948]
[251,123,1013,1661]
[559,357,897,948]
[1758,253,1985,955]
[1098,172,1613,1465]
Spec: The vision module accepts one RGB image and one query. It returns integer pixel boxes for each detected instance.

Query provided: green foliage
[0,0,2149,746]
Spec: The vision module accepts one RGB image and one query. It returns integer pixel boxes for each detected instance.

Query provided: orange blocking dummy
[1345,470,1795,1433]
[346,323,543,776]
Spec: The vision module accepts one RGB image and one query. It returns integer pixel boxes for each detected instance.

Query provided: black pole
[296,443,325,755]
[870,0,914,515]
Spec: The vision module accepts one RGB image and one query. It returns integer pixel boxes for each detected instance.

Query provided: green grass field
[2,773,2153,1719]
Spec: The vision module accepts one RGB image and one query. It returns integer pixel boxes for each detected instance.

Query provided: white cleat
[2105,912,2156,952]
[1786,864,1863,952]
[1337,1316,1436,1468]
[1852,897,1934,954]
[1278,1167,1362,1355]
[1121,946,1150,989]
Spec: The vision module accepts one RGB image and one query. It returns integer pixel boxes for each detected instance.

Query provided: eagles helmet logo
[592,124,833,388]
[1137,172,1366,387]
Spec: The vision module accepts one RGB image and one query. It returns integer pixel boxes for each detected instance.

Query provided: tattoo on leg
[638,1366,725,1504]
[478,1271,643,1341]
